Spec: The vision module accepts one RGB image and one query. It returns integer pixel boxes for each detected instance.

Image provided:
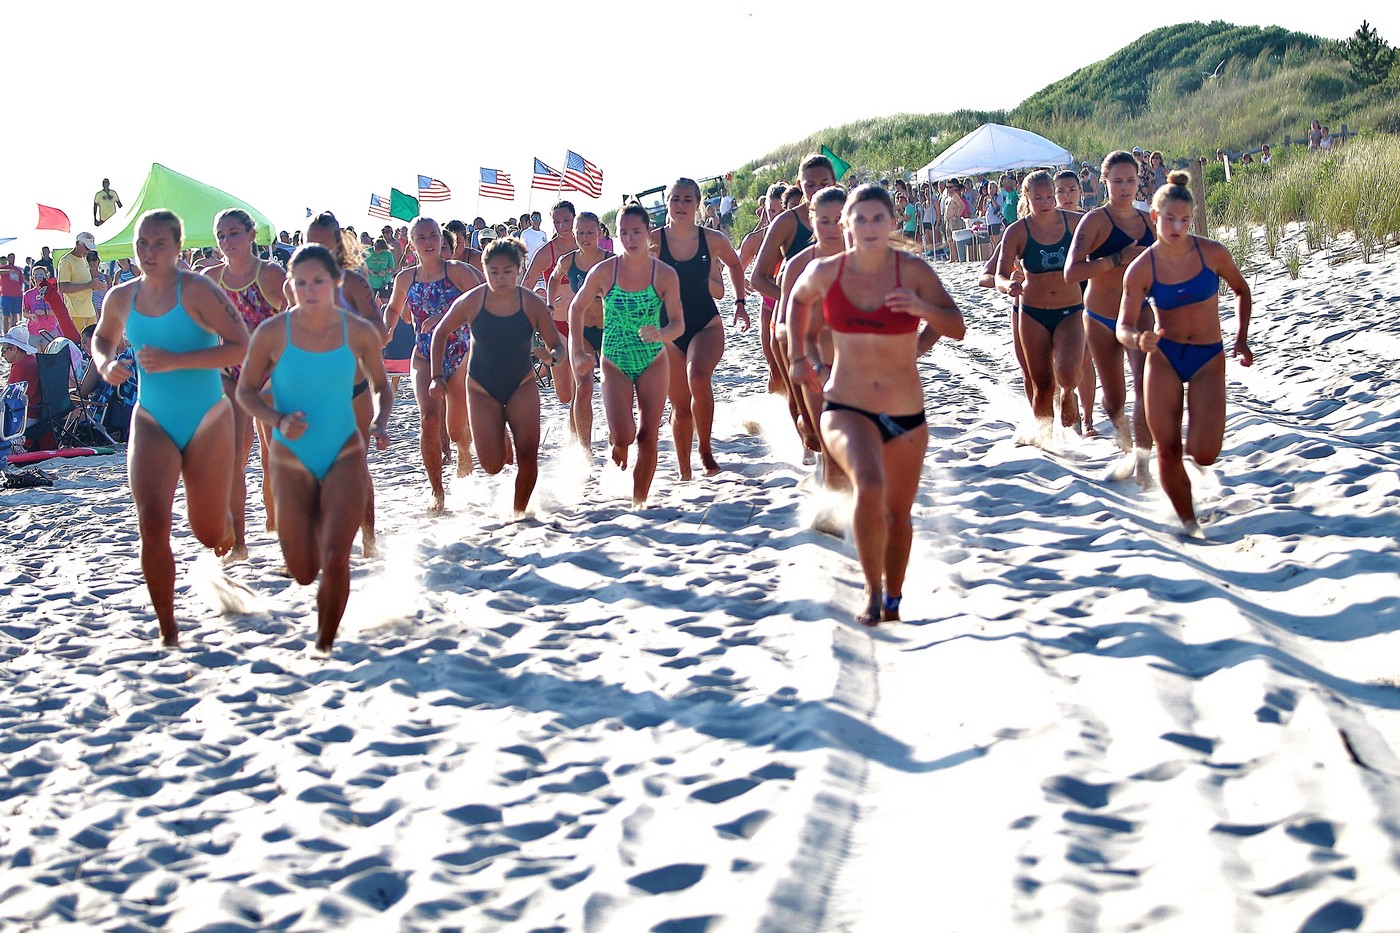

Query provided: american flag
[531,158,565,191]
[479,168,515,201]
[418,175,451,202]
[368,193,392,219]
[563,150,603,198]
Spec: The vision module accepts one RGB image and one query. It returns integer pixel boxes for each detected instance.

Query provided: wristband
[735,298,747,305]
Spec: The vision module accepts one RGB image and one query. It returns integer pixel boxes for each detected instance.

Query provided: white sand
[2,230,1399,931]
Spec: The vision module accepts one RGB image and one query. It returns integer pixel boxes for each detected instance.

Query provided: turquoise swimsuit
[123,273,225,452]
[271,311,359,480]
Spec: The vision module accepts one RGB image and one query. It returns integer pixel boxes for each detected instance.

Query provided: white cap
[0,324,35,353]
[76,232,97,250]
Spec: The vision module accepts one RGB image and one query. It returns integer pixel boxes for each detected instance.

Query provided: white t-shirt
[520,228,549,263]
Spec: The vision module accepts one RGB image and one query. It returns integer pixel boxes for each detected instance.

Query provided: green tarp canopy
[89,163,277,261]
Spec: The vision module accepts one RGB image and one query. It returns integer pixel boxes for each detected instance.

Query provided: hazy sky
[2,1,1392,257]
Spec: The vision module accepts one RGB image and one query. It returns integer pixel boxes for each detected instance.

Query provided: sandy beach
[3,227,1400,932]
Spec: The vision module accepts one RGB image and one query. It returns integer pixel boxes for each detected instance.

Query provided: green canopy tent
[88,163,277,261]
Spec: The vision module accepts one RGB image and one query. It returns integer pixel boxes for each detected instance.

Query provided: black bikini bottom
[823,400,927,443]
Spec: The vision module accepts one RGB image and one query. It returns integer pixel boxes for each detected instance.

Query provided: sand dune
[2,229,1398,931]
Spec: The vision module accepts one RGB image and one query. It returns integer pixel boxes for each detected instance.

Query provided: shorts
[988,222,1004,236]
[0,295,19,315]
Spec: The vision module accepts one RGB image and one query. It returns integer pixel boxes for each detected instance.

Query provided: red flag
[37,204,71,232]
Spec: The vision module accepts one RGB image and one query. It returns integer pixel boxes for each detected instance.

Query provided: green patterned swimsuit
[602,259,665,383]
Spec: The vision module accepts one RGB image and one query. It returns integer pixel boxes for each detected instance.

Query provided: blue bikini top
[1149,238,1219,311]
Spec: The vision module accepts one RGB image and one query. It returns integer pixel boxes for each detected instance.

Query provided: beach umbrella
[919,124,1073,182]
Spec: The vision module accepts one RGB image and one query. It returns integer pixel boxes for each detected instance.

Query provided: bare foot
[160,632,180,649]
[361,533,378,559]
[701,454,722,477]
[213,523,236,558]
[221,544,249,565]
[856,592,882,627]
[1110,413,1132,451]
[1179,519,1206,540]
[456,453,472,478]
[611,442,629,470]
[1083,421,1099,438]
[427,490,446,516]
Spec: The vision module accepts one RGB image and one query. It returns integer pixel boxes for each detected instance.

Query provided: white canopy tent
[919,123,1073,182]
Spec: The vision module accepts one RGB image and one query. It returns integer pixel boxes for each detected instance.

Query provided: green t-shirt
[1001,189,1019,224]
[365,249,395,289]
[903,203,919,234]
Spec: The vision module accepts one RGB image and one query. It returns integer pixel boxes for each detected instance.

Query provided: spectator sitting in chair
[1,325,42,450]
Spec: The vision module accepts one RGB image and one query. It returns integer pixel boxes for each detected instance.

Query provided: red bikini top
[822,252,919,335]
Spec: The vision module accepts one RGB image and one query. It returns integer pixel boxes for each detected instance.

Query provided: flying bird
[1203,60,1225,79]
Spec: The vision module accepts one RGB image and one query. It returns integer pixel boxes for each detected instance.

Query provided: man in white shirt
[519,212,549,264]
[718,190,736,241]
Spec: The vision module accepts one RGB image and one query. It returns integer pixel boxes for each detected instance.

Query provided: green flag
[822,145,852,182]
[389,188,419,222]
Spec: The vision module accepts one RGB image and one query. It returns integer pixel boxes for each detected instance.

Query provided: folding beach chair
[1,382,26,468]
[30,350,115,449]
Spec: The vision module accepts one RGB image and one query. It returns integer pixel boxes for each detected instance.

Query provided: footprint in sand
[627,862,705,895]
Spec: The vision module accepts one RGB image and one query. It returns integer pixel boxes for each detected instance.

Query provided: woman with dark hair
[789,184,964,625]
[1066,150,1156,458]
[384,217,484,514]
[651,177,750,478]
[519,201,580,407]
[237,245,392,653]
[996,171,1085,443]
[777,185,848,481]
[205,207,288,560]
[568,204,684,506]
[549,212,613,452]
[304,212,387,555]
[430,237,563,515]
[444,219,483,273]
[1119,171,1252,536]
[92,210,250,646]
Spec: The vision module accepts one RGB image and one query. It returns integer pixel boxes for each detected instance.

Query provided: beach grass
[1208,136,1400,255]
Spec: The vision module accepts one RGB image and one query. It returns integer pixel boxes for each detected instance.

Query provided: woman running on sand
[429,237,563,516]
[1066,150,1157,456]
[444,219,484,273]
[778,185,848,478]
[548,212,612,452]
[740,183,788,393]
[206,208,287,560]
[520,201,580,406]
[93,210,250,647]
[996,171,1086,443]
[651,178,750,479]
[1118,171,1252,536]
[303,212,387,556]
[754,158,838,392]
[236,245,392,654]
[739,184,786,274]
[384,217,484,514]
[789,185,964,626]
[568,203,684,506]
[1053,170,1095,435]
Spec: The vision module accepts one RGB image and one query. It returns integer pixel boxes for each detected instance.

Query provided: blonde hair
[1152,170,1193,211]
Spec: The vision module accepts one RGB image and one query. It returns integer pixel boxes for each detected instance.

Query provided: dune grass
[1209,136,1400,259]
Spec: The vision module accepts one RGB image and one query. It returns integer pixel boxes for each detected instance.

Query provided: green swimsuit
[601,259,665,383]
